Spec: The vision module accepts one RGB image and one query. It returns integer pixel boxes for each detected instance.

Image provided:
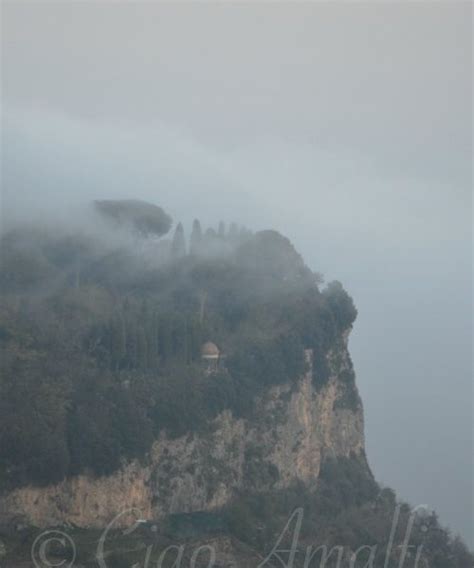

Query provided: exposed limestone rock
[0,337,366,528]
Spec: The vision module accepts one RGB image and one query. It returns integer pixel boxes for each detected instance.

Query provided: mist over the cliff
[2,1,472,545]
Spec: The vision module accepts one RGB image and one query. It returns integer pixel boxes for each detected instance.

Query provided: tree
[170,222,186,259]
[109,313,126,370]
[202,227,218,252]
[135,324,148,370]
[94,199,172,238]
[322,280,357,331]
[189,219,203,256]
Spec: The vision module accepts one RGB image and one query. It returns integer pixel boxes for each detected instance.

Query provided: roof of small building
[201,341,220,358]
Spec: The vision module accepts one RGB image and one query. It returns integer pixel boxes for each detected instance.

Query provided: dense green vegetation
[0,215,471,566]
[0,220,357,489]
[222,456,474,567]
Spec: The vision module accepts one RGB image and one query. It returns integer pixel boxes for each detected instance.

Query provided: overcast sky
[2,1,472,545]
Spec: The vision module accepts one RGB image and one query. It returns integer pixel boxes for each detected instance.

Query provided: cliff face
[0,338,366,529]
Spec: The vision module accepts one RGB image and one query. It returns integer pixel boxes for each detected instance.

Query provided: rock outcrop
[0,336,366,528]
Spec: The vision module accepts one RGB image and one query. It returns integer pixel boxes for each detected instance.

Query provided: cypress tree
[136,326,148,370]
[189,219,203,256]
[204,227,217,249]
[170,222,186,258]
[110,313,126,370]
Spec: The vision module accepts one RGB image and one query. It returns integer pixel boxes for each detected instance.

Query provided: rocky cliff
[0,338,367,529]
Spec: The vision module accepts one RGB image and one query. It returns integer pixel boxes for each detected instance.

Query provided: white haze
[1,1,472,545]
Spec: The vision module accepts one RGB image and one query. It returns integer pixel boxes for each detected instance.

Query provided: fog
[1,1,472,545]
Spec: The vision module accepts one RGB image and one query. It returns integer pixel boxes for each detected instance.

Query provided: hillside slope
[0,218,472,566]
